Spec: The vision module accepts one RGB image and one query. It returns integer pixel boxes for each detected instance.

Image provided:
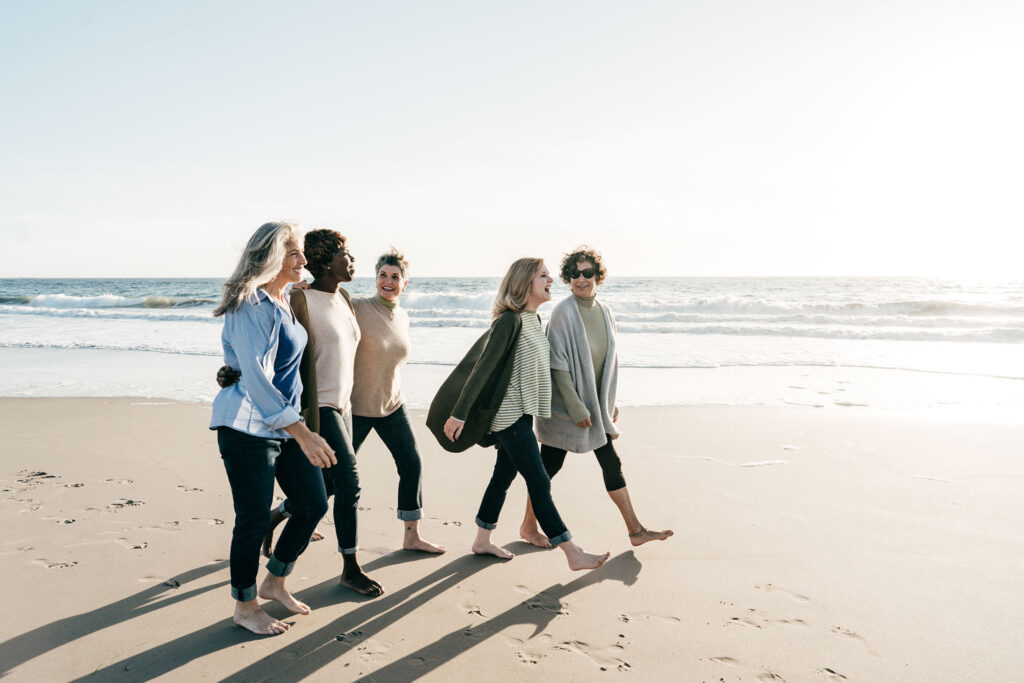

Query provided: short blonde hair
[492,257,544,319]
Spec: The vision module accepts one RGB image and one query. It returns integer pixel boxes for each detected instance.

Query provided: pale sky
[1,0,1021,278]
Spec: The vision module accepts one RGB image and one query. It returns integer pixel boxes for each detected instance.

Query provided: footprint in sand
[18,471,59,484]
[189,517,224,526]
[43,516,77,524]
[105,478,134,485]
[816,667,848,680]
[115,538,149,550]
[175,485,203,492]
[457,588,485,617]
[755,583,811,602]
[33,559,78,569]
[552,640,629,672]
[91,499,144,512]
[64,483,84,488]
[146,521,182,532]
[620,611,681,624]
[831,626,878,655]
[441,520,463,527]
[514,585,569,615]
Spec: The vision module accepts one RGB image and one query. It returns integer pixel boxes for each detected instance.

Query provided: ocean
[3,277,1024,418]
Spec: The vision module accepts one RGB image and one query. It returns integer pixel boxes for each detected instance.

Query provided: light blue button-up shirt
[210,288,307,439]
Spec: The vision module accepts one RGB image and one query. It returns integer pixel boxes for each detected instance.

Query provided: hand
[296,430,336,468]
[216,365,240,388]
[575,417,592,428]
[443,417,465,442]
[284,421,336,468]
[292,280,311,290]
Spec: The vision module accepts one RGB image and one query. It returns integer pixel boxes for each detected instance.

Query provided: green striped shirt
[490,311,551,431]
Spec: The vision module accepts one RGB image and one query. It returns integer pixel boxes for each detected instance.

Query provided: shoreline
[4,347,1024,425]
[2,398,1022,680]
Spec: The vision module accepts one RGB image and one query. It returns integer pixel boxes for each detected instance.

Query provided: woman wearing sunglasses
[522,247,673,548]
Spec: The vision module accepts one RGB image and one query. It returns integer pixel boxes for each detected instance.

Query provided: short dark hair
[304,229,347,278]
[375,247,409,280]
[559,246,607,285]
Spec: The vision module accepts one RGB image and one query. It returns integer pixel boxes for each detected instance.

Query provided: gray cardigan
[535,295,619,452]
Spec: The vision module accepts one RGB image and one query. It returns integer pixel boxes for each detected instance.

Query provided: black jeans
[475,414,571,546]
[540,436,626,492]
[352,404,423,521]
[282,407,361,553]
[218,427,328,602]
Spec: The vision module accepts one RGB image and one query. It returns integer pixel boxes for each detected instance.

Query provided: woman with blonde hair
[210,221,335,635]
[430,258,609,570]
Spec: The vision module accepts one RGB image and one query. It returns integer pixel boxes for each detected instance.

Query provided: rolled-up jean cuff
[266,555,295,577]
[232,583,258,602]
[278,501,291,518]
[338,544,359,555]
[475,516,497,530]
[397,509,422,522]
[548,530,572,546]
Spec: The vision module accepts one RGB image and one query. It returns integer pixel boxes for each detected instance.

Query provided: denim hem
[278,500,291,518]
[548,530,572,546]
[338,545,359,555]
[266,555,295,577]
[475,516,497,530]
[397,509,423,522]
[232,583,258,602]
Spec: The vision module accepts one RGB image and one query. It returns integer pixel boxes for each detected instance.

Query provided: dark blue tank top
[272,307,306,410]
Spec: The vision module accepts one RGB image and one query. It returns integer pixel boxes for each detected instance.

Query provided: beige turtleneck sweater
[351,295,410,418]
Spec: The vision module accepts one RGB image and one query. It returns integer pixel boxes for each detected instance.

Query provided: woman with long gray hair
[210,221,335,636]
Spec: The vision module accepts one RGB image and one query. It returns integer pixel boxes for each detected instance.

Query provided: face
[526,263,553,309]
[328,245,355,282]
[376,264,406,301]
[570,258,598,298]
[278,238,307,283]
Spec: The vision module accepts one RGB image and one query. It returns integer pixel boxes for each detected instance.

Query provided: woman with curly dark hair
[522,246,673,548]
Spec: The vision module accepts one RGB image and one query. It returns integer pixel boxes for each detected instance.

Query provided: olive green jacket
[427,311,522,452]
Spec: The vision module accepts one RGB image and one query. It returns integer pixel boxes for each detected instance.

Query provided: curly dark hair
[303,229,347,278]
[559,246,607,285]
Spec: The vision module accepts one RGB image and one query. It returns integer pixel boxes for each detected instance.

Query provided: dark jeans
[475,414,571,546]
[352,404,423,521]
[218,427,328,602]
[540,436,626,491]
[283,407,360,553]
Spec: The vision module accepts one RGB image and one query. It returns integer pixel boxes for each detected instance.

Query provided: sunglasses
[569,266,597,279]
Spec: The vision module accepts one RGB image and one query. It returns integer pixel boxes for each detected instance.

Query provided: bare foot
[563,544,611,571]
[472,541,515,560]
[340,571,384,597]
[258,575,311,615]
[233,600,289,636]
[519,525,552,549]
[629,527,674,546]
[403,537,447,553]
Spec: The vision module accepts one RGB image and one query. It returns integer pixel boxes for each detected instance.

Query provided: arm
[553,369,591,426]
[444,313,518,441]
[222,300,302,432]
[451,312,517,421]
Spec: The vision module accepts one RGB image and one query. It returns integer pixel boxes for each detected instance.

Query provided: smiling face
[570,258,598,298]
[376,264,406,301]
[280,238,307,283]
[329,245,355,282]
[525,263,553,311]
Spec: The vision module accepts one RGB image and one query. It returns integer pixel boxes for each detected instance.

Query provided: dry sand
[1,398,1022,681]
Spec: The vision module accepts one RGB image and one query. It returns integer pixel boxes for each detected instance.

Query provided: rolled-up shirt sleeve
[224,301,301,432]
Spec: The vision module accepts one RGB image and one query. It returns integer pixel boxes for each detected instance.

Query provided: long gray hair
[213,222,301,317]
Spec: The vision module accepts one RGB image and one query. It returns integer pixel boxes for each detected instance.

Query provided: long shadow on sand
[0,560,229,678]
[219,550,641,681]
[74,550,488,681]
[349,551,642,682]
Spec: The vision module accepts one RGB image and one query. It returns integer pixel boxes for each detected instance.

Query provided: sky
[1,0,1022,278]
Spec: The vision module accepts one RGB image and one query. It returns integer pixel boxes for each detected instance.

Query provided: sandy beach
[1,398,1021,681]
